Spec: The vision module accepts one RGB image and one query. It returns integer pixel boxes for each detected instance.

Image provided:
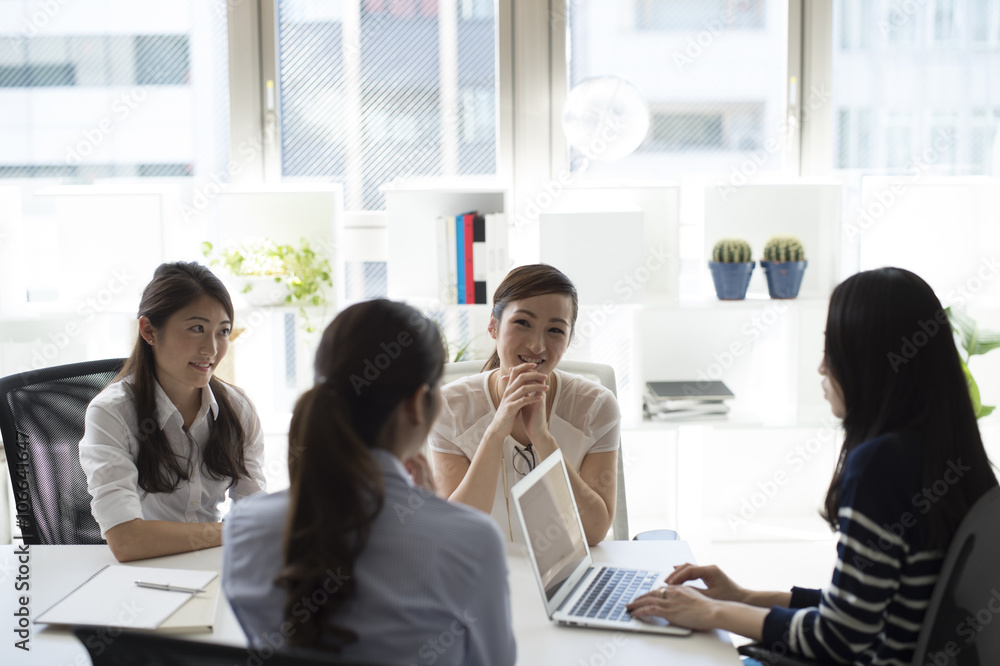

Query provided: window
[275,0,499,210]
[645,106,763,152]
[883,110,914,169]
[969,107,1000,170]
[929,111,959,168]
[0,5,229,181]
[566,0,787,179]
[883,1,918,46]
[838,0,873,50]
[634,0,766,32]
[973,0,1000,43]
[832,0,1000,176]
[933,0,960,45]
[836,108,873,169]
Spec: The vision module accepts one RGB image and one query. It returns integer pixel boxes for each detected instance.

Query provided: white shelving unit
[382,180,509,363]
[704,180,843,300]
[382,179,508,307]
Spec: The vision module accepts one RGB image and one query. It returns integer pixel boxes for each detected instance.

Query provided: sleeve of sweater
[789,587,822,608]
[760,435,913,664]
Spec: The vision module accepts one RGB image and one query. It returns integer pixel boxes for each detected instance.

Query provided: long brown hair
[482,264,579,371]
[278,299,444,650]
[821,268,997,548]
[116,262,249,494]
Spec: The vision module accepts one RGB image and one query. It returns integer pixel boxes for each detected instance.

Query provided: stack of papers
[35,565,220,633]
[643,381,734,421]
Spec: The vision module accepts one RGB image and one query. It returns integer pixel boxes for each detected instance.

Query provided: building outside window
[0,1,229,181]
[276,0,499,211]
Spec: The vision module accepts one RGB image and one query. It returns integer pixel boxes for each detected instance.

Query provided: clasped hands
[493,362,556,453]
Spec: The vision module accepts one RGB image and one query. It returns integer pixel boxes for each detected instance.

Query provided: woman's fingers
[504,370,547,392]
[625,585,710,627]
[665,563,703,585]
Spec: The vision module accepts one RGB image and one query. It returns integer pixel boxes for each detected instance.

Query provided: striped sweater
[762,432,948,665]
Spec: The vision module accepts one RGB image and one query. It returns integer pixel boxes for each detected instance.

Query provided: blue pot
[761,260,807,299]
[709,261,754,300]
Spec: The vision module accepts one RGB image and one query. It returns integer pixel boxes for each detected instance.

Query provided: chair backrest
[440,359,630,541]
[911,484,1000,665]
[0,359,125,544]
[73,627,377,665]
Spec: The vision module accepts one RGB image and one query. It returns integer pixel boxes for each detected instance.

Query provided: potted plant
[201,238,333,332]
[709,239,755,300]
[760,236,807,299]
[947,307,1000,419]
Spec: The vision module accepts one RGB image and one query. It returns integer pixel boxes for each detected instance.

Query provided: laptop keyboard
[567,567,658,622]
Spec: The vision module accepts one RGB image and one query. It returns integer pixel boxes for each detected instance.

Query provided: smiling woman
[430,264,621,546]
[78,262,267,562]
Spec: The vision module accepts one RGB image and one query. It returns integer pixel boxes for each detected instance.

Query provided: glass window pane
[0,1,230,181]
[276,0,499,210]
[566,1,788,180]
[832,0,1000,176]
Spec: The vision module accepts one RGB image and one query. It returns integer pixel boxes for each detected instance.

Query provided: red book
[464,212,475,303]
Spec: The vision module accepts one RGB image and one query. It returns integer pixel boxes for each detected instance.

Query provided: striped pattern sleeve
[761,434,941,666]
[789,587,822,609]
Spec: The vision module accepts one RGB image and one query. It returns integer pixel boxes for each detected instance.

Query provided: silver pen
[134,580,206,594]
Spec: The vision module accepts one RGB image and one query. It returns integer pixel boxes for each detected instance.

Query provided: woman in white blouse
[79,262,266,561]
[430,264,620,545]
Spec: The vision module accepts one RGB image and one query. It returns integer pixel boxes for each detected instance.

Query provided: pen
[134,580,206,594]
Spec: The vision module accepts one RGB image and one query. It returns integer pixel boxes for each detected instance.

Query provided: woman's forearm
[711,601,769,641]
[446,428,505,514]
[105,518,222,562]
[563,460,613,545]
[742,590,793,609]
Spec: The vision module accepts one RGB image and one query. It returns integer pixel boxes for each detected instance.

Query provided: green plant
[201,238,333,332]
[711,239,753,263]
[762,236,806,262]
[946,307,1000,419]
[436,321,476,362]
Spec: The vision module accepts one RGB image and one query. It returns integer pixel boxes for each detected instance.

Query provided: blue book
[456,214,466,304]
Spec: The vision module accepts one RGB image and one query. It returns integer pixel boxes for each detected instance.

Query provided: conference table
[0,540,741,665]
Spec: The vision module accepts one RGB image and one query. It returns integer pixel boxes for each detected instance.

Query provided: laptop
[510,450,692,636]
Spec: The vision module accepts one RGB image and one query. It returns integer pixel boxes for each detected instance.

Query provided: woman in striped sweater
[627,267,998,665]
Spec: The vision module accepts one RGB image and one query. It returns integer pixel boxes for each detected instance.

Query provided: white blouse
[429,368,620,541]
[79,378,267,536]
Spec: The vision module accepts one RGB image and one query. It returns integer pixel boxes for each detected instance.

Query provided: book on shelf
[646,405,729,421]
[472,213,487,305]
[646,380,734,401]
[644,380,734,421]
[435,211,508,306]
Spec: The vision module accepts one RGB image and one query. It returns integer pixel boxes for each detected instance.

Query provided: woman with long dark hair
[79,261,266,562]
[430,264,620,545]
[626,267,997,665]
[222,299,515,664]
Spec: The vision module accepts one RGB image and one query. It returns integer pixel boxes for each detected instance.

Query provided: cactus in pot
[712,239,754,264]
[709,239,755,300]
[760,236,807,299]
[762,237,805,263]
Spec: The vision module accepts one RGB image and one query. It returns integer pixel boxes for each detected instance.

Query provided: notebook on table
[35,565,220,633]
[510,450,691,636]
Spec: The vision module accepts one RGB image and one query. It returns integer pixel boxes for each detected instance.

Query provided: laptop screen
[517,453,589,600]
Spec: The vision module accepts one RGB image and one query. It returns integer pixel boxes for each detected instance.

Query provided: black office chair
[738,485,1000,666]
[73,628,392,666]
[0,358,125,545]
[911,484,1000,665]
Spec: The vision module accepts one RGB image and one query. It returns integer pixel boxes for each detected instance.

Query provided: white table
[0,541,741,665]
